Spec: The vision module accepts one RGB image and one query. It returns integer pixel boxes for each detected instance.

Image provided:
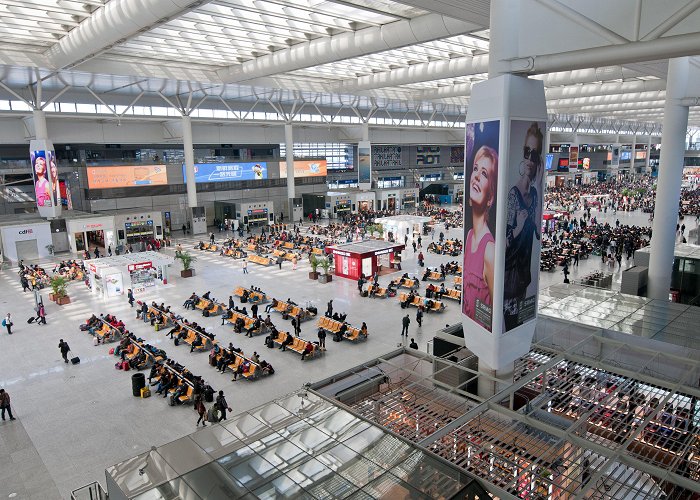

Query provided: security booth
[237,201,274,228]
[64,212,116,255]
[86,251,174,299]
[374,215,432,242]
[327,240,405,280]
[353,191,376,212]
[0,216,53,263]
[326,192,353,219]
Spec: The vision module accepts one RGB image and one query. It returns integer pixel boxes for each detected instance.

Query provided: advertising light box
[280,160,327,178]
[183,162,268,183]
[87,165,168,189]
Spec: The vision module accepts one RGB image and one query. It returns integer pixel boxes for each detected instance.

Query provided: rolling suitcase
[27,317,36,324]
[71,356,80,365]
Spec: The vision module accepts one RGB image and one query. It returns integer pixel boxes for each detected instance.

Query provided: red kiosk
[327,240,405,280]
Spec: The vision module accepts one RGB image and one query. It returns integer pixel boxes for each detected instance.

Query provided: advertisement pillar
[284,123,295,220]
[461,75,546,374]
[182,116,198,209]
[29,139,62,219]
[358,141,372,190]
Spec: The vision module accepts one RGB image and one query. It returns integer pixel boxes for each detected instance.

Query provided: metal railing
[70,481,107,500]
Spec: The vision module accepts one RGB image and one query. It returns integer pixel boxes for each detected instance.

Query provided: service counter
[86,251,174,299]
[327,240,405,280]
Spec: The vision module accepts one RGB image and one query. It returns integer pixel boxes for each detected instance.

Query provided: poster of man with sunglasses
[503,121,545,333]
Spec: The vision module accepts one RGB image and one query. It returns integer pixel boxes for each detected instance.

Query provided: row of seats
[271,299,316,322]
[423,270,445,282]
[146,305,173,329]
[94,319,124,343]
[169,323,215,351]
[209,347,263,380]
[149,362,197,404]
[317,316,367,342]
[194,298,226,316]
[221,248,245,259]
[272,332,320,360]
[233,287,267,304]
[390,277,420,290]
[271,249,301,261]
[443,288,461,301]
[248,254,273,266]
[398,292,446,312]
[363,284,389,298]
[454,276,462,287]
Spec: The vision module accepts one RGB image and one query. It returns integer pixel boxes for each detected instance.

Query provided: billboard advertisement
[183,162,267,183]
[30,143,61,218]
[280,159,327,178]
[462,120,499,332]
[503,121,546,333]
[87,165,168,189]
[569,146,579,168]
[358,141,371,187]
[544,153,554,171]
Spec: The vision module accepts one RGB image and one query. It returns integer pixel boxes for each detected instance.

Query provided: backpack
[1,319,5,327]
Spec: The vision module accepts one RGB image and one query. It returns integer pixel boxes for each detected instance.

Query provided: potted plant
[176,251,197,278]
[309,254,320,280]
[318,257,333,284]
[50,275,70,305]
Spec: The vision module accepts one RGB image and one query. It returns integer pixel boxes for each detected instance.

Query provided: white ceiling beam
[545,79,666,100]
[330,54,489,93]
[217,13,483,84]
[547,90,666,108]
[44,0,213,70]
[512,31,700,75]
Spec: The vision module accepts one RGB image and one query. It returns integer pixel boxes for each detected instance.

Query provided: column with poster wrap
[461,75,546,371]
[358,141,372,190]
[29,140,62,218]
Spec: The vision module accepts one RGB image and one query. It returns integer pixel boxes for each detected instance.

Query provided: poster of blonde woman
[503,121,545,332]
[31,150,54,207]
[462,120,499,332]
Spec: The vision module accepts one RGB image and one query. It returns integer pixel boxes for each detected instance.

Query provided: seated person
[202,291,211,300]
[221,308,232,325]
[171,383,188,404]
[190,335,203,352]
[234,317,245,333]
[360,322,368,337]
[232,360,251,381]
[260,360,274,375]
[279,333,294,351]
[301,341,314,360]
[265,298,278,313]
[245,317,262,337]
[183,293,198,310]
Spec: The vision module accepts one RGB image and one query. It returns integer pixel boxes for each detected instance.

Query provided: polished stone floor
[0,207,693,498]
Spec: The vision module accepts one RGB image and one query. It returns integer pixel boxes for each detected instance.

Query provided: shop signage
[333,250,351,257]
[374,248,393,256]
[85,223,103,229]
[89,263,97,273]
[17,228,34,235]
[128,261,152,271]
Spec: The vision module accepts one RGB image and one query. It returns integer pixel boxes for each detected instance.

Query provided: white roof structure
[0,0,698,132]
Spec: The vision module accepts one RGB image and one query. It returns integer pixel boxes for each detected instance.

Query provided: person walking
[292,255,297,270]
[210,232,215,244]
[277,255,283,270]
[127,288,135,308]
[21,275,30,292]
[0,389,15,421]
[37,303,47,325]
[326,300,333,317]
[194,395,207,427]
[242,260,248,274]
[317,328,326,351]
[3,313,13,335]
[216,390,231,422]
[401,314,410,336]
[416,308,423,328]
[58,338,70,363]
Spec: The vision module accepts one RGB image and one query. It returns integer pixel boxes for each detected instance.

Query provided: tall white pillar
[361,122,369,142]
[488,0,520,77]
[648,57,690,300]
[630,135,637,174]
[182,115,198,209]
[284,123,295,218]
[33,109,48,140]
[645,136,652,173]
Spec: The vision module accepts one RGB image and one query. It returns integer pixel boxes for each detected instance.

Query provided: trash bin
[132,372,146,397]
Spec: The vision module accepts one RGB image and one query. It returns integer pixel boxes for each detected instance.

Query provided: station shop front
[66,215,115,255]
[86,251,174,299]
[0,220,53,262]
[328,240,405,280]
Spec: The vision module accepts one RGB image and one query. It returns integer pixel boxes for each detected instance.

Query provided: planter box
[318,274,333,284]
[308,271,319,280]
[56,296,71,305]
[48,293,56,302]
[181,269,194,278]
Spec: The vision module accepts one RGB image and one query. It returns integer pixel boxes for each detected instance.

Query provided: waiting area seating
[270,298,317,322]
[453,276,462,287]
[398,292,445,312]
[317,316,367,342]
[443,288,462,301]
[194,298,226,316]
[422,269,445,282]
[209,347,268,381]
[272,332,321,360]
[226,311,267,336]
[363,284,389,298]
[390,276,420,291]
[221,248,246,259]
[82,314,127,343]
[233,287,267,304]
[248,254,273,266]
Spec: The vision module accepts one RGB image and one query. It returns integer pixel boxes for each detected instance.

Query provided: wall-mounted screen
[183,162,268,183]
[87,165,168,188]
[280,160,327,178]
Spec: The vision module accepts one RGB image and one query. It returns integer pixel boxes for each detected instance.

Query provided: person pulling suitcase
[58,339,70,364]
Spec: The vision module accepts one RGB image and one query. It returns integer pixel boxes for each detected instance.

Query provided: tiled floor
[0,208,692,498]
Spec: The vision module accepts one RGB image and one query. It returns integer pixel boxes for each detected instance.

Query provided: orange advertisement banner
[279,160,327,178]
[87,165,169,189]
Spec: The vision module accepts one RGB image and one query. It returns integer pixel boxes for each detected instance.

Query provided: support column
[630,135,637,174]
[477,362,514,400]
[284,123,295,219]
[648,57,690,300]
[488,0,520,77]
[33,109,48,140]
[645,136,652,173]
[182,116,198,209]
[361,122,369,142]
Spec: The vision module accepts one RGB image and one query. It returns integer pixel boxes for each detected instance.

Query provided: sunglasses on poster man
[523,146,541,164]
